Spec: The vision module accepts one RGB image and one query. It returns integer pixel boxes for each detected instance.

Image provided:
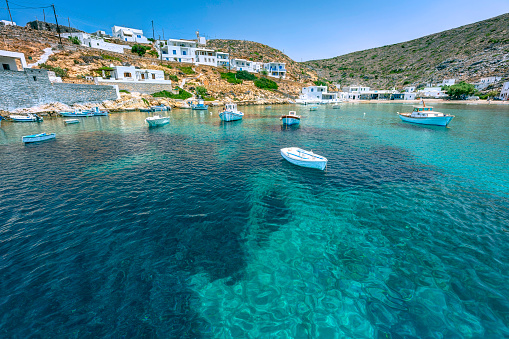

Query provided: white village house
[264,62,286,79]
[500,82,509,101]
[0,50,27,70]
[112,26,149,43]
[474,76,502,90]
[61,32,126,54]
[0,20,16,26]
[297,86,339,104]
[95,65,169,83]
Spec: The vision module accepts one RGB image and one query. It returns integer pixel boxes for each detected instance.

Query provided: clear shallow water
[0,103,508,338]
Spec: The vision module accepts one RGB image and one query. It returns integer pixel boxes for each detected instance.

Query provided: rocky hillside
[207,39,317,82]
[304,13,509,89]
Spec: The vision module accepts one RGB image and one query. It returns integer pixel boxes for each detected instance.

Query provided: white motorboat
[192,98,209,110]
[64,119,80,124]
[151,105,170,112]
[281,147,328,170]
[146,114,170,127]
[309,106,318,111]
[219,103,244,122]
[59,109,93,117]
[22,132,56,143]
[280,111,301,125]
[91,107,109,116]
[398,102,454,126]
[9,113,43,122]
[332,104,341,109]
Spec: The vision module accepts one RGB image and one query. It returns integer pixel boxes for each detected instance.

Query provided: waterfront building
[474,76,502,90]
[61,32,126,54]
[298,86,339,103]
[418,87,447,98]
[500,82,509,101]
[103,66,167,82]
[263,62,286,78]
[94,65,172,94]
[111,26,149,43]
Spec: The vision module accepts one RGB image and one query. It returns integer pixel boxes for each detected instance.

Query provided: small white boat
[180,101,192,109]
[281,147,328,170]
[9,113,43,122]
[219,103,244,122]
[59,109,93,117]
[146,114,170,127]
[91,107,109,116]
[280,111,301,125]
[22,132,56,143]
[309,106,318,111]
[265,106,272,110]
[332,104,341,109]
[192,98,209,110]
[64,119,80,124]
[398,102,454,126]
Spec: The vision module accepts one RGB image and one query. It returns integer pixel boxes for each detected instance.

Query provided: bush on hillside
[152,87,192,100]
[39,63,68,78]
[148,50,158,58]
[179,66,195,75]
[313,80,328,87]
[195,86,207,97]
[68,36,80,45]
[131,45,151,56]
[221,72,243,84]
[235,70,256,81]
[254,77,278,90]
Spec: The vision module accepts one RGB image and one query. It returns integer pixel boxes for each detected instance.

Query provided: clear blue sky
[4,0,509,61]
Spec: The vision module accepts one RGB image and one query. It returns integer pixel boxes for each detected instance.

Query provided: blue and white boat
[59,109,93,117]
[151,105,170,112]
[398,103,454,127]
[219,103,244,122]
[280,111,301,125]
[64,119,80,124]
[309,106,318,111]
[22,132,56,143]
[146,114,170,127]
[9,113,43,122]
[281,147,328,170]
[192,98,209,110]
[91,107,109,116]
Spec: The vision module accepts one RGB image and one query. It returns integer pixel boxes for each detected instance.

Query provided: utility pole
[5,0,13,23]
[162,28,164,40]
[151,20,154,39]
[51,4,62,45]
[43,9,45,22]
[159,35,162,65]
[228,44,231,72]
[67,17,70,29]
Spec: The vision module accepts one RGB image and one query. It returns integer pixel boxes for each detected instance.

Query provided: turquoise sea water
[0,103,508,338]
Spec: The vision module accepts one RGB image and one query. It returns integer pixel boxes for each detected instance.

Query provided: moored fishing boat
[59,109,93,117]
[280,111,301,125]
[219,103,244,122]
[309,106,318,111]
[9,113,43,122]
[398,102,454,126]
[64,119,80,124]
[192,98,209,110]
[91,107,109,116]
[146,114,170,127]
[280,147,328,170]
[151,105,170,112]
[22,132,56,143]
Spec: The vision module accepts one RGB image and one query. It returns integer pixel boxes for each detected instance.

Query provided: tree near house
[131,45,151,57]
[445,82,476,99]
[195,86,207,97]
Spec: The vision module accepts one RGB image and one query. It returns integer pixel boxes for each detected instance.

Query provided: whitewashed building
[297,86,339,103]
[62,32,125,54]
[264,62,286,78]
[195,48,217,66]
[417,87,447,98]
[0,20,16,26]
[159,39,197,63]
[474,76,502,90]
[112,26,149,43]
[0,50,27,70]
[439,79,456,86]
[216,52,229,68]
[500,82,509,101]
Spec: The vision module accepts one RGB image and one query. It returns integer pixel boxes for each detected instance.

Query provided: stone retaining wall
[96,81,172,95]
[0,68,118,111]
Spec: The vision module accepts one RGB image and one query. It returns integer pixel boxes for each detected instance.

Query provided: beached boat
[146,114,170,127]
[281,147,328,170]
[151,105,170,112]
[9,113,43,122]
[64,119,80,124]
[280,111,301,125]
[91,107,109,116]
[219,103,244,122]
[309,106,318,111]
[192,99,209,110]
[59,109,93,117]
[22,132,56,144]
[398,103,454,126]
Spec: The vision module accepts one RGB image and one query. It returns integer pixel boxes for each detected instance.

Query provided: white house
[500,82,509,101]
[0,50,27,70]
[298,86,339,103]
[1,20,16,26]
[159,39,197,63]
[110,66,166,82]
[264,62,286,78]
[474,76,502,90]
[216,52,229,68]
[439,79,456,86]
[418,87,447,98]
[62,32,125,54]
[195,47,217,66]
[112,26,149,43]
[342,86,370,100]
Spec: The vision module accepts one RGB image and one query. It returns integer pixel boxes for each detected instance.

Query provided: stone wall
[96,80,172,95]
[0,69,118,111]
[26,20,82,34]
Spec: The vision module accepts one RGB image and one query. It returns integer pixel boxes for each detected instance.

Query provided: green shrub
[254,77,278,90]
[119,89,130,93]
[195,86,207,97]
[260,69,268,76]
[446,81,476,99]
[147,38,155,42]
[167,74,178,82]
[68,36,80,45]
[314,80,327,87]
[152,87,192,100]
[179,66,195,75]
[235,70,256,81]
[101,54,121,62]
[148,50,158,57]
[132,45,151,56]
[221,72,243,84]
[39,63,68,77]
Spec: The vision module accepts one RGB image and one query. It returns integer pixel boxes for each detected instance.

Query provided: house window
[183,51,187,55]
[152,74,155,79]
[141,74,145,79]
[125,38,127,41]
[137,35,141,38]
[124,72,131,78]
[2,63,10,70]
[33,76,37,81]
[173,50,176,55]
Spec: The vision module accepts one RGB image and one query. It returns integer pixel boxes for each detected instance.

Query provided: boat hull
[219,111,243,122]
[192,107,209,110]
[9,114,42,122]
[399,114,453,126]
[22,133,56,143]
[281,117,300,125]
[146,117,170,127]
[59,112,93,117]
[280,148,327,170]
[64,119,80,124]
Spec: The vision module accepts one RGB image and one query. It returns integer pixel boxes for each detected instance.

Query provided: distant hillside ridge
[303,13,509,89]
[207,39,317,82]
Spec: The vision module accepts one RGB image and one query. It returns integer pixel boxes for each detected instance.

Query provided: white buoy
[363,112,366,118]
